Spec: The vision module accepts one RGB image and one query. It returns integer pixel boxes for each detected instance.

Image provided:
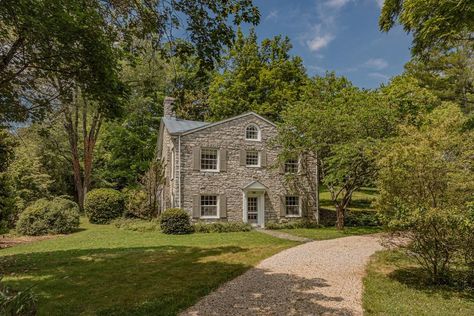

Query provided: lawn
[320,187,378,211]
[0,220,297,316]
[280,226,382,240]
[363,250,474,316]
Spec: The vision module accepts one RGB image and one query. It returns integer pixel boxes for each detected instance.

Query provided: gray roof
[162,117,209,134]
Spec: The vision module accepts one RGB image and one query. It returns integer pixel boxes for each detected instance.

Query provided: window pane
[201,148,218,170]
[285,159,298,173]
[285,196,300,216]
[246,125,259,140]
[200,195,217,217]
[246,150,259,166]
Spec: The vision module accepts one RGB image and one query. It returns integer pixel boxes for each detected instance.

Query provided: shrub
[123,187,153,219]
[193,221,252,233]
[16,198,80,236]
[0,279,37,316]
[345,210,381,226]
[387,207,468,284]
[160,208,192,234]
[113,218,160,232]
[85,189,124,224]
[266,219,320,230]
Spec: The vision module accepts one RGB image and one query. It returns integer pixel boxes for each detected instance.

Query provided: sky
[244,0,413,89]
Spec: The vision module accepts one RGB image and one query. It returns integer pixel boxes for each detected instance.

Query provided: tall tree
[379,0,474,56]
[0,129,16,232]
[0,0,260,125]
[208,28,307,121]
[278,73,397,229]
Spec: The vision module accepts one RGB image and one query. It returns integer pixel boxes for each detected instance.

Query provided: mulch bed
[0,235,60,249]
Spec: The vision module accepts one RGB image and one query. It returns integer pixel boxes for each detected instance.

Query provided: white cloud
[375,0,384,8]
[325,0,352,9]
[369,72,390,80]
[265,10,279,21]
[364,58,388,70]
[306,33,334,52]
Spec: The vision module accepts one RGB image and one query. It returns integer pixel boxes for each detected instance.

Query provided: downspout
[178,135,182,208]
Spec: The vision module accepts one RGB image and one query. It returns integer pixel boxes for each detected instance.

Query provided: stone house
[157,97,318,227]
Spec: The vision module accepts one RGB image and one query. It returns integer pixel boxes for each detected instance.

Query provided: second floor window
[245,124,260,140]
[201,148,218,170]
[285,158,299,173]
[246,150,259,166]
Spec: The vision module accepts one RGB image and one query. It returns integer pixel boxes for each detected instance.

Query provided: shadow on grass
[0,245,250,315]
[388,266,474,301]
[0,244,358,316]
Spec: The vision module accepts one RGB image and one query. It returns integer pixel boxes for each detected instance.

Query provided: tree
[379,0,474,56]
[1,0,260,126]
[376,103,474,217]
[382,75,441,126]
[208,28,307,121]
[405,46,474,113]
[0,129,16,232]
[278,73,397,229]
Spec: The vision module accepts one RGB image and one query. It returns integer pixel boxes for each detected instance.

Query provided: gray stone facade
[157,109,317,227]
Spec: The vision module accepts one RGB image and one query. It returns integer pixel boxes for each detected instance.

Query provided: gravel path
[181,234,384,316]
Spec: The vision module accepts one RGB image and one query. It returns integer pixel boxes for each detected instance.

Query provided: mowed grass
[363,250,474,316]
[320,187,378,211]
[280,226,382,240]
[0,220,297,316]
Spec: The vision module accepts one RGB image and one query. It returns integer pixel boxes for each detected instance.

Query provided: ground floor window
[200,195,218,217]
[246,150,259,166]
[285,196,300,216]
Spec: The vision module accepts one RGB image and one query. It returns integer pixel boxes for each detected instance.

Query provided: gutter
[178,135,182,208]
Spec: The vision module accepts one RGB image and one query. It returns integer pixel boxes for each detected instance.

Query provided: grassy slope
[280,226,382,240]
[0,220,297,316]
[363,250,474,316]
[320,187,378,211]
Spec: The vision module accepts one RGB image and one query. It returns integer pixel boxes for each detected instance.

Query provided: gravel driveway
[181,234,384,316]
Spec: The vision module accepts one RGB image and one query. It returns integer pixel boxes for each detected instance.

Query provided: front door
[247,196,259,225]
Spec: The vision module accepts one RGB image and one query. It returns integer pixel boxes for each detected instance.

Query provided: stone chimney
[163,96,176,118]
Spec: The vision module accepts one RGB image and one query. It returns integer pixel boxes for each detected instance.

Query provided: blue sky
[245,0,413,89]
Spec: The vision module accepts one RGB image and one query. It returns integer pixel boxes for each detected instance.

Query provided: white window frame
[245,150,260,167]
[284,158,299,174]
[245,124,261,141]
[200,195,220,219]
[285,196,302,217]
[200,148,220,172]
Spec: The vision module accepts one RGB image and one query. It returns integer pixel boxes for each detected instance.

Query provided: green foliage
[0,130,17,233]
[159,208,193,235]
[387,207,471,284]
[85,189,124,224]
[122,187,152,219]
[379,0,474,56]
[376,103,474,216]
[405,47,474,113]
[278,73,397,228]
[266,220,320,230]
[16,198,80,236]
[208,28,307,121]
[0,279,37,316]
[345,211,381,227]
[193,221,252,233]
[113,218,161,232]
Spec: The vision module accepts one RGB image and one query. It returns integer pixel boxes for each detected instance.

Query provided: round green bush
[85,189,124,224]
[160,208,193,234]
[16,197,80,236]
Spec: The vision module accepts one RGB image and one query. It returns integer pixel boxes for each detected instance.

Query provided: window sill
[285,214,302,218]
[200,169,220,173]
[200,216,219,219]
[245,138,261,142]
[246,165,261,168]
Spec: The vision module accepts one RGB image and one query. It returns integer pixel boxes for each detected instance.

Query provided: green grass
[363,250,474,316]
[0,219,297,316]
[280,226,382,240]
[320,187,378,211]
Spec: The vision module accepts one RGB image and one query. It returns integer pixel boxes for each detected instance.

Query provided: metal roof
[161,117,210,134]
